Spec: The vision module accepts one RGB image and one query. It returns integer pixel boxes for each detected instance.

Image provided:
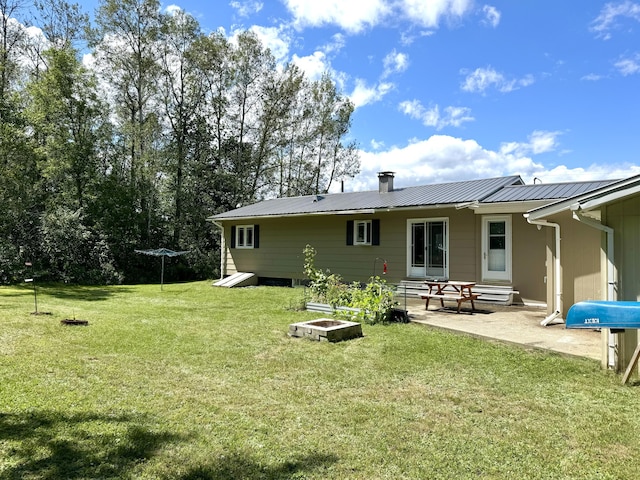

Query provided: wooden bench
[421,281,478,314]
[421,292,480,313]
[396,281,518,306]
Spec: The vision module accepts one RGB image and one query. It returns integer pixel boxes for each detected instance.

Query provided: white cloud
[347,134,536,191]
[370,139,385,150]
[283,0,389,33]
[500,130,562,157]
[401,0,473,28]
[247,25,291,62]
[615,53,640,75]
[591,0,640,40]
[461,67,534,94]
[350,79,394,108]
[382,49,409,78]
[230,1,264,17]
[164,4,182,16]
[399,99,474,130]
[291,51,330,81]
[581,73,605,81]
[343,133,635,192]
[400,29,435,46]
[282,0,475,33]
[323,33,346,54]
[528,164,640,184]
[481,5,501,27]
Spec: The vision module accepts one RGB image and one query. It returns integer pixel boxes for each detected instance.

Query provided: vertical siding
[607,196,640,300]
[604,196,640,373]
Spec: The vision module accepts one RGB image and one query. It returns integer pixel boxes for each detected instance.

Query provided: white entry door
[482,215,511,281]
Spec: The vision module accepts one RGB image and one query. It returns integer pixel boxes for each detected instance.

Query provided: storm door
[408,219,448,279]
[482,215,512,281]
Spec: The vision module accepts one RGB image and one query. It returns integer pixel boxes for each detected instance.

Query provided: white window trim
[354,219,372,245]
[481,215,512,282]
[236,225,254,249]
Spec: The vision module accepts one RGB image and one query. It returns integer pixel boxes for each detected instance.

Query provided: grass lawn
[1,281,640,479]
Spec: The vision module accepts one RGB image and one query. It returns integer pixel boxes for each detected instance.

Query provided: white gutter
[524,214,563,326]
[208,219,226,279]
[570,207,617,368]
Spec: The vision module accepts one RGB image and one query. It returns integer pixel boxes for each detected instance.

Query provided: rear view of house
[209,172,614,308]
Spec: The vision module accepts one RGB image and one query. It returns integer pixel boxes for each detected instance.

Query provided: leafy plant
[303,244,345,305]
[303,244,395,324]
[346,276,396,325]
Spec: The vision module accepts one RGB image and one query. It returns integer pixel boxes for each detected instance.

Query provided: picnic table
[421,281,479,313]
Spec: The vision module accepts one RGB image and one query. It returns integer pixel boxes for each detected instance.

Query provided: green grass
[1,281,639,479]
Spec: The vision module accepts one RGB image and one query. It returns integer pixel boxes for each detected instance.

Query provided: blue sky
[78,0,640,191]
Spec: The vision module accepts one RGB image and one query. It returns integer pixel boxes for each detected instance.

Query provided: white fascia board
[208,204,459,222]
[578,183,640,211]
[471,200,550,215]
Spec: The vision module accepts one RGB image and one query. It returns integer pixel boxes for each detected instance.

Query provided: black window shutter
[230,225,236,248]
[346,220,354,245]
[253,225,259,248]
[372,219,380,245]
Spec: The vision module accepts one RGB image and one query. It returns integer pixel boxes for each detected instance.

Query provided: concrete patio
[399,297,603,362]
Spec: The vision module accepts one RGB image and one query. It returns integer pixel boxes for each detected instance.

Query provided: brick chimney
[378,171,395,193]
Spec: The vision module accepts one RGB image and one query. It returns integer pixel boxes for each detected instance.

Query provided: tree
[0,0,28,120]
[25,45,105,211]
[278,73,359,196]
[158,8,203,246]
[34,0,89,49]
[90,0,164,247]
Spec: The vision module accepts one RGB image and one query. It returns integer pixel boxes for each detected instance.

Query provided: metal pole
[161,256,165,291]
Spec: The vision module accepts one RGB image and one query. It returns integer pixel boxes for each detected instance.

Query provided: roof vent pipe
[378,171,395,193]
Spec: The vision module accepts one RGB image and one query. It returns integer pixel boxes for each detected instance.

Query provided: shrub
[303,244,396,324]
[346,276,396,325]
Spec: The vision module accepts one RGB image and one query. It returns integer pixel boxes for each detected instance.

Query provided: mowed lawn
[1,282,640,479]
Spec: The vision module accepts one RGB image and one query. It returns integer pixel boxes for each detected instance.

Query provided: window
[347,219,380,246]
[355,220,372,245]
[231,225,260,249]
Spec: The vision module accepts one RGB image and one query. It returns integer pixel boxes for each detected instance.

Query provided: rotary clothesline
[134,248,189,290]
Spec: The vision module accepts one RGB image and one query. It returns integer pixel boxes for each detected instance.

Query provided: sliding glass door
[408,219,448,279]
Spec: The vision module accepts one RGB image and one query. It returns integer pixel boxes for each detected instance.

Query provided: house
[526,173,640,372]
[210,171,640,373]
[209,172,613,302]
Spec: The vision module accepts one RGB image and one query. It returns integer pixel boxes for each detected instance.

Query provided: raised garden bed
[289,318,362,342]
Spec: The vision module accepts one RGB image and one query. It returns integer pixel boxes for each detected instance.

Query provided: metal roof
[211,175,524,220]
[527,174,640,220]
[482,180,618,203]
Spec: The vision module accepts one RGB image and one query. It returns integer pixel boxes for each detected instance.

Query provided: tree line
[0,0,360,285]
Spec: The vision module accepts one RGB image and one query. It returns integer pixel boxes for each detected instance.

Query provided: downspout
[524,215,563,326]
[209,219,226,279]
[571,207,617,368]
